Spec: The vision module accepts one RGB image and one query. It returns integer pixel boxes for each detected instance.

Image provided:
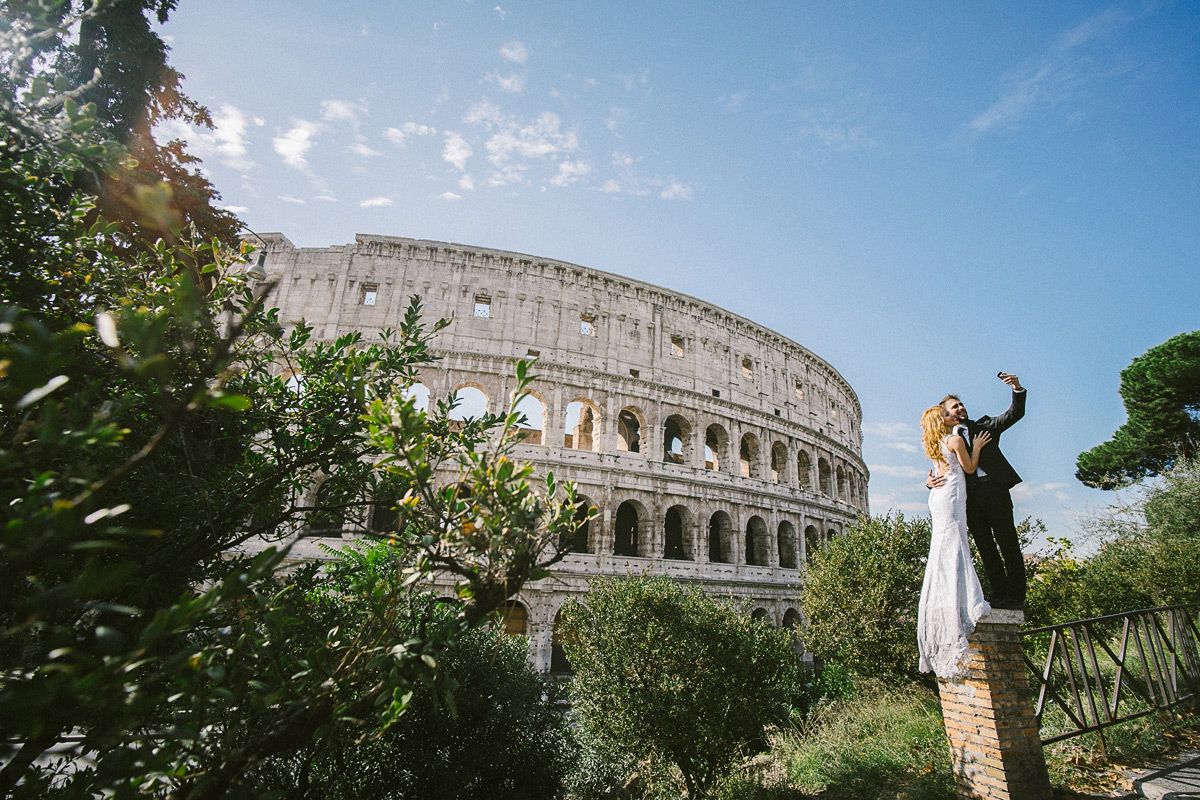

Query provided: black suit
[960,389,1027,609]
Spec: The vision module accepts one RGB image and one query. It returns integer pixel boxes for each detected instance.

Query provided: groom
[927,373,1028,609]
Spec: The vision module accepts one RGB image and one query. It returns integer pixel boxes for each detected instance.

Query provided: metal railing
[1022,604,1200,748]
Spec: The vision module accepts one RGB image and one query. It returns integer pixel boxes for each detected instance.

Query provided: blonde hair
[921,406,951,464]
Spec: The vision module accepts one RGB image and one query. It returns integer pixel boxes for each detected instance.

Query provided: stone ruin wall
[257,232,869,672]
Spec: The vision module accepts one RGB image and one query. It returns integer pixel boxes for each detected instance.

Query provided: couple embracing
[916,373,1027,681]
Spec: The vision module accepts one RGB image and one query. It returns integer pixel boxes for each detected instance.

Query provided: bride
[917,405,992,680]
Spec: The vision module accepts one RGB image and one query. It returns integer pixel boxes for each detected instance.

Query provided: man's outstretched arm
[982,373,1026,433]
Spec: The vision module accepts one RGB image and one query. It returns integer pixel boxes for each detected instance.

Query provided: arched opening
[614,500,645,557]
[617,408,642,453]
[804,525,820,563]
[745,515,769,566]
[818,458,833,496]
[450,385,488,421]
[550,608,573,675]
[739,433,761,479]
[783,608,801,630]
[708,511,733,563]
[662,414,690,465]
[560,495,593,554]
[307,481,344,537]
[514,393,545,444]
[500,601,528,636]
[704,424,727,471]
[751,607,770,623]
[771,442,788,484]
[369,493,399,534]
[402,381,430,412]
[777,520,798,569]
[564,400,600,451]
[836,465,847,500]
[828,526,839,542]
[663,505,692,560]
[797,450,812,490]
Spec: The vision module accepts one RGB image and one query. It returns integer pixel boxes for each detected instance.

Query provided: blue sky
[162,1,1200,548]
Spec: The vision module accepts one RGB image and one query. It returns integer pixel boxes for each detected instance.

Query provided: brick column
[938,609,1052,800]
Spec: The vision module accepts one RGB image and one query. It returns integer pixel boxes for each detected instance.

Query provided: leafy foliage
[560,576,803,799]
[1077,330,1200,489]
[0,20,586,797]
[801,513,930,684]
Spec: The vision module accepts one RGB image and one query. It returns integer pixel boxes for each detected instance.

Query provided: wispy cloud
[969,7,1133,134]
[464,99,580,185]
[359,196,393,208]
[493,6,507,20]
[603,106,629,135]
[485,71,526,93]
[548,159,591,187]
[659,179,693,200]
[158,103,262,174]
[1011,482,1072,504]
[439,191,463,201]
[499,40,527,64]
[220,204,249,214]
[277,193,306,205]
[442,132,473,171]
[350,141,381,158]
[273,120,319,170]
[385,122,438,146]
[867,464,929,479]
[320,99,365,125]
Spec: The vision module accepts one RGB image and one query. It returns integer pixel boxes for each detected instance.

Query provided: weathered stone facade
[257,232,869,672]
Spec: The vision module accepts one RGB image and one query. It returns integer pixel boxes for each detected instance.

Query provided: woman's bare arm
[947,432,992,474]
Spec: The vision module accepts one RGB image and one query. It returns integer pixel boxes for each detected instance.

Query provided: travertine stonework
[257,232,869,672]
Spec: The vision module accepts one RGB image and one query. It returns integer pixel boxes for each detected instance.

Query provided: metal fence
[1022,604,1200,748]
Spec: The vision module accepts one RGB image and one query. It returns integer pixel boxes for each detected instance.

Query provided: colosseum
[256,232,869,672]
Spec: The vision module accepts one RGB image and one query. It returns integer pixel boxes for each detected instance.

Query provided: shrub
[560,576,804,799]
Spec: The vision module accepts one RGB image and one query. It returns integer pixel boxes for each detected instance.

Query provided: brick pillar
[938,609,1052,800]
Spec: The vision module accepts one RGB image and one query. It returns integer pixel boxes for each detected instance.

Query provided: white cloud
[320,99,364,125]
[359,196,393,208]
[603,106,629,134]
[659,179,693,200]
[969,7,1132,134]
[312,194,338,203]
[458,174,475,190]
[277,194,306,205]
[350,141,381,158]
[493,5,507,19]
[385,122,438,146]
[485,71,526,93]
[439,191,463,201]
[156,103,257,173]
[548,159,591,187]
[499,40,527,64]
[599,179,621,194]
[884,441,921,454]
[442,132,473,171]
[273,120,319,170]
[463,100,582,186]
[220,205,249,214]
[1011,482,1072,504]
[611,151,634,167]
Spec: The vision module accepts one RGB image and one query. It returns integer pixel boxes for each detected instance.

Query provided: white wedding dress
[917,436,991,680]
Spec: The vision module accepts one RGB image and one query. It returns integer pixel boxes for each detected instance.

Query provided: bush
[560,576,804,799]
[801,513,929,684]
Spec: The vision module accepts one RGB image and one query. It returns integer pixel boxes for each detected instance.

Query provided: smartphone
[997,371,1008,379]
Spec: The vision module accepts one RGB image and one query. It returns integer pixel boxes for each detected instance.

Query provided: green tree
[559,576,803,799]
[801,513,930,684]
[0,27,585,797]
[1076,330,1200,489]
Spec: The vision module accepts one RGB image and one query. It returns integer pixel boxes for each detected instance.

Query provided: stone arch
[704,423,728,472]
[662,413,691,465]
[828,526,839,542]
[402,381,430,413]
[614,499,647,557]
[564,398,601,451]
[804,525,820,563]
[707,510,734,563]
[751,607,770,622]
[368,491,399,535]
[550,606,573,675]
[818,457,833,496]
[560,494,594,554]
[777,520,798,569]
[663,504,693,560]
[513,391,545,445]
[739,432,761,479]
[836,465,848,501]
[450,384,488,421]
[617,406,643,453]
[500,600,528,636]
[770,441,788,484]
[745,515,769,566]
[783,608,801,630]
[796,450,812,490]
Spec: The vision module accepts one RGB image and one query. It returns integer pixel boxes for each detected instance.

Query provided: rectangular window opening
[629,368,640,378]
[670,335,684,358]
[741,356,753,378]
[473,296,492,318]
[580,315,596,336]
[360,283,379,306]
[711,389,720,398]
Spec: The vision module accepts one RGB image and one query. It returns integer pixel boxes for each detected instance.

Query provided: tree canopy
[1076,330,1200,489]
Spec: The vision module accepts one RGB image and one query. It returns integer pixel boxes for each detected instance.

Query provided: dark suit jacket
[962,389,1026,488]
